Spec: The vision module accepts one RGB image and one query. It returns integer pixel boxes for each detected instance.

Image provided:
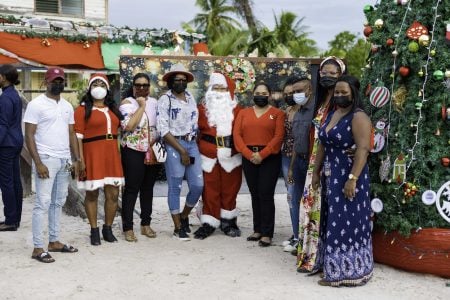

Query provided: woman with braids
[74,74,124,245]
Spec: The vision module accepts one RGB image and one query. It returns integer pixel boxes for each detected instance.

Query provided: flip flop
[48,244,78,253]
[31,252,55,263]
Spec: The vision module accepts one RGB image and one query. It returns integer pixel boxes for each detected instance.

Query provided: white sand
[0,189,448,300]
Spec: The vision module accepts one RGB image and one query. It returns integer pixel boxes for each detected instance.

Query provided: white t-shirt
[23,94,74,158]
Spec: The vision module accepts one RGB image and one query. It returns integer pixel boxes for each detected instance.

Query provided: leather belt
[248,145,265,152]
[82,134,117,143]
[201,134,233,148]
[174,134,195,142]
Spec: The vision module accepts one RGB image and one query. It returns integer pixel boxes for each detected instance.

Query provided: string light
[406,0,442,172]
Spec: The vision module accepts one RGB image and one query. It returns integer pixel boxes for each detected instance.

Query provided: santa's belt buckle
[106,133,113,140]
[215,136,225,148]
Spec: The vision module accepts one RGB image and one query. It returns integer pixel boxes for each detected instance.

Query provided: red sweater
[233,106,285,160]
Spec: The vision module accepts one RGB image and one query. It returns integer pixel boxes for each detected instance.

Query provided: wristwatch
[348,174,358,181]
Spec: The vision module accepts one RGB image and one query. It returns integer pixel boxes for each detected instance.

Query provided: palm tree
[209,28,249,56]
[189,0,241,42]
[231,0,258,40]
[273,11,318,57]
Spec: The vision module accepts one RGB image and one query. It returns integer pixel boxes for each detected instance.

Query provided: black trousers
[121,147,160,231]
[0,146,23,226]
[242,153,281,238]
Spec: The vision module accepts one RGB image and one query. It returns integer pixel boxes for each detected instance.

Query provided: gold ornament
[430,49,436,56]
[375,19,384,29]
[393,85,407,111]
[418,69,424,77]
[418,34,430,46]
[445,70,450,78]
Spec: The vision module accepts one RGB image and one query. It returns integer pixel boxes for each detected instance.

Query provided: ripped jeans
[281,154,308,239]
[164,140,203,214]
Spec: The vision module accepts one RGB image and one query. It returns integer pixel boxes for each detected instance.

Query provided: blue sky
[109,0,376,51]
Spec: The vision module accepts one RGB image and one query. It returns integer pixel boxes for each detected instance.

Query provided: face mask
[173,81,187,94]
[49,82,64,95]
[333,96,353,108]
[285,95,295,106]
[90,87,107,99]
[319,76,338,89]
[293,93,308,105]
[253,96,269,107]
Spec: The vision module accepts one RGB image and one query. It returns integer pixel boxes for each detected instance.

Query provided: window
[35,0,84,17]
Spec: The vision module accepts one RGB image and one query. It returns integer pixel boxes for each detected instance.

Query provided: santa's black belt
[83,134,118,143]
[201,134,234,148]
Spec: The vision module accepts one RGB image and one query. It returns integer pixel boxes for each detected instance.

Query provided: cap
[45,67,65,82]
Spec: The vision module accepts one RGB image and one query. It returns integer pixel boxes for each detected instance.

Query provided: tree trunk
[234,0,258,40]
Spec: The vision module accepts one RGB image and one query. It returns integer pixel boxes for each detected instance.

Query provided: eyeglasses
[319,71,339,77]
[134,83,150,89]
[173,78,187,83]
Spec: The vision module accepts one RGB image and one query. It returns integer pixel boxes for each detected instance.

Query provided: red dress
[74,106,124,191]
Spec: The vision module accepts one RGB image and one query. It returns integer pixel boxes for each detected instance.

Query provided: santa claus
[194,72,243,239]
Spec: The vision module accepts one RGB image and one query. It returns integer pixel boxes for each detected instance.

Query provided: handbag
[144,111,166,164]
[151,140,167,163]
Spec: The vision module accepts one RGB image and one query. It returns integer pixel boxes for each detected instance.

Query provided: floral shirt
[119,96,158,152]
[156,90,198,138]
[281,106,295,156]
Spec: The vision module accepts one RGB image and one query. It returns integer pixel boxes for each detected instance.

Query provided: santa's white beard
[204,91,236,136]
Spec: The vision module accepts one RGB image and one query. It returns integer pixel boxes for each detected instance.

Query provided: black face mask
[253,96,269,107]
[319,76,338,89]
[49,82,65,95]
[285,95,296,106]
[333,96,353,108]
[172,82,187,94]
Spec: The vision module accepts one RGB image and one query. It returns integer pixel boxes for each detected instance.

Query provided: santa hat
[209,72,236,99]
[88,73,110,90]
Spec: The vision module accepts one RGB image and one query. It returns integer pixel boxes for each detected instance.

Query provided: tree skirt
[373,228,450,278]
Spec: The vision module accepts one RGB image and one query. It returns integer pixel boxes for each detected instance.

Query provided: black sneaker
[173,228,190,241]
[180,216,191,233]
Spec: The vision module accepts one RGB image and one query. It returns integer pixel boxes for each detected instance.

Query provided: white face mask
[293,92,308,105]
[90,86,107,99]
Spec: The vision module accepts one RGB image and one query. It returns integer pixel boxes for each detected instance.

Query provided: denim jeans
[164,140,203,214]
[281,153,308,239]
[0,146,23,226]
[32,155,70,248]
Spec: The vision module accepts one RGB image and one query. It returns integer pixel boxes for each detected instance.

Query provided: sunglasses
[134,83,150,88]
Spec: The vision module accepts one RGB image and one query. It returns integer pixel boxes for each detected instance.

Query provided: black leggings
[242,153,281,238]
[121,147,160,231]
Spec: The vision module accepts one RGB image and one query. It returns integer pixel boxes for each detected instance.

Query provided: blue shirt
[0,85,23,147]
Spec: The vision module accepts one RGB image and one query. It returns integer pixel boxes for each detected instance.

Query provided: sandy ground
[0,180,449,300]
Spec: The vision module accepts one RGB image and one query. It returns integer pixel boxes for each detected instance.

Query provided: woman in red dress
[74,74,124,245]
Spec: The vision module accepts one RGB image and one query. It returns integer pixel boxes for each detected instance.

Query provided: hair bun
[14,80,21,85]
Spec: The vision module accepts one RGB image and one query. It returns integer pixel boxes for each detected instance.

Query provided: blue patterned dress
[316,110,373,287]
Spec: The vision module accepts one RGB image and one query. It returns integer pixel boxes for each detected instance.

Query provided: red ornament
[399,66,410,77]
[365,84,372,96]
[364,26,373,38]
[406,21,428,40]
[441,157,450,167]
[386,38,394,46]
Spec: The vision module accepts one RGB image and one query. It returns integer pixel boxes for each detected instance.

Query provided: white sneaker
[282,235,294,247]
[283,239,298,252]
[173,228,190,241]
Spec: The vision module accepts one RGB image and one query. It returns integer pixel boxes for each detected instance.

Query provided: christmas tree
[361,0,450,235]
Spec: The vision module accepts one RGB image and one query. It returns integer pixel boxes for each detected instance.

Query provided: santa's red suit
[196,73,242,236]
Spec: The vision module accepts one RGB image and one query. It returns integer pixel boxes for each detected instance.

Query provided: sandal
[246,233,262,241]
[31,252,55,263]
[258,237,272,247]
[141,225,157,238]
[48,244,78,253]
